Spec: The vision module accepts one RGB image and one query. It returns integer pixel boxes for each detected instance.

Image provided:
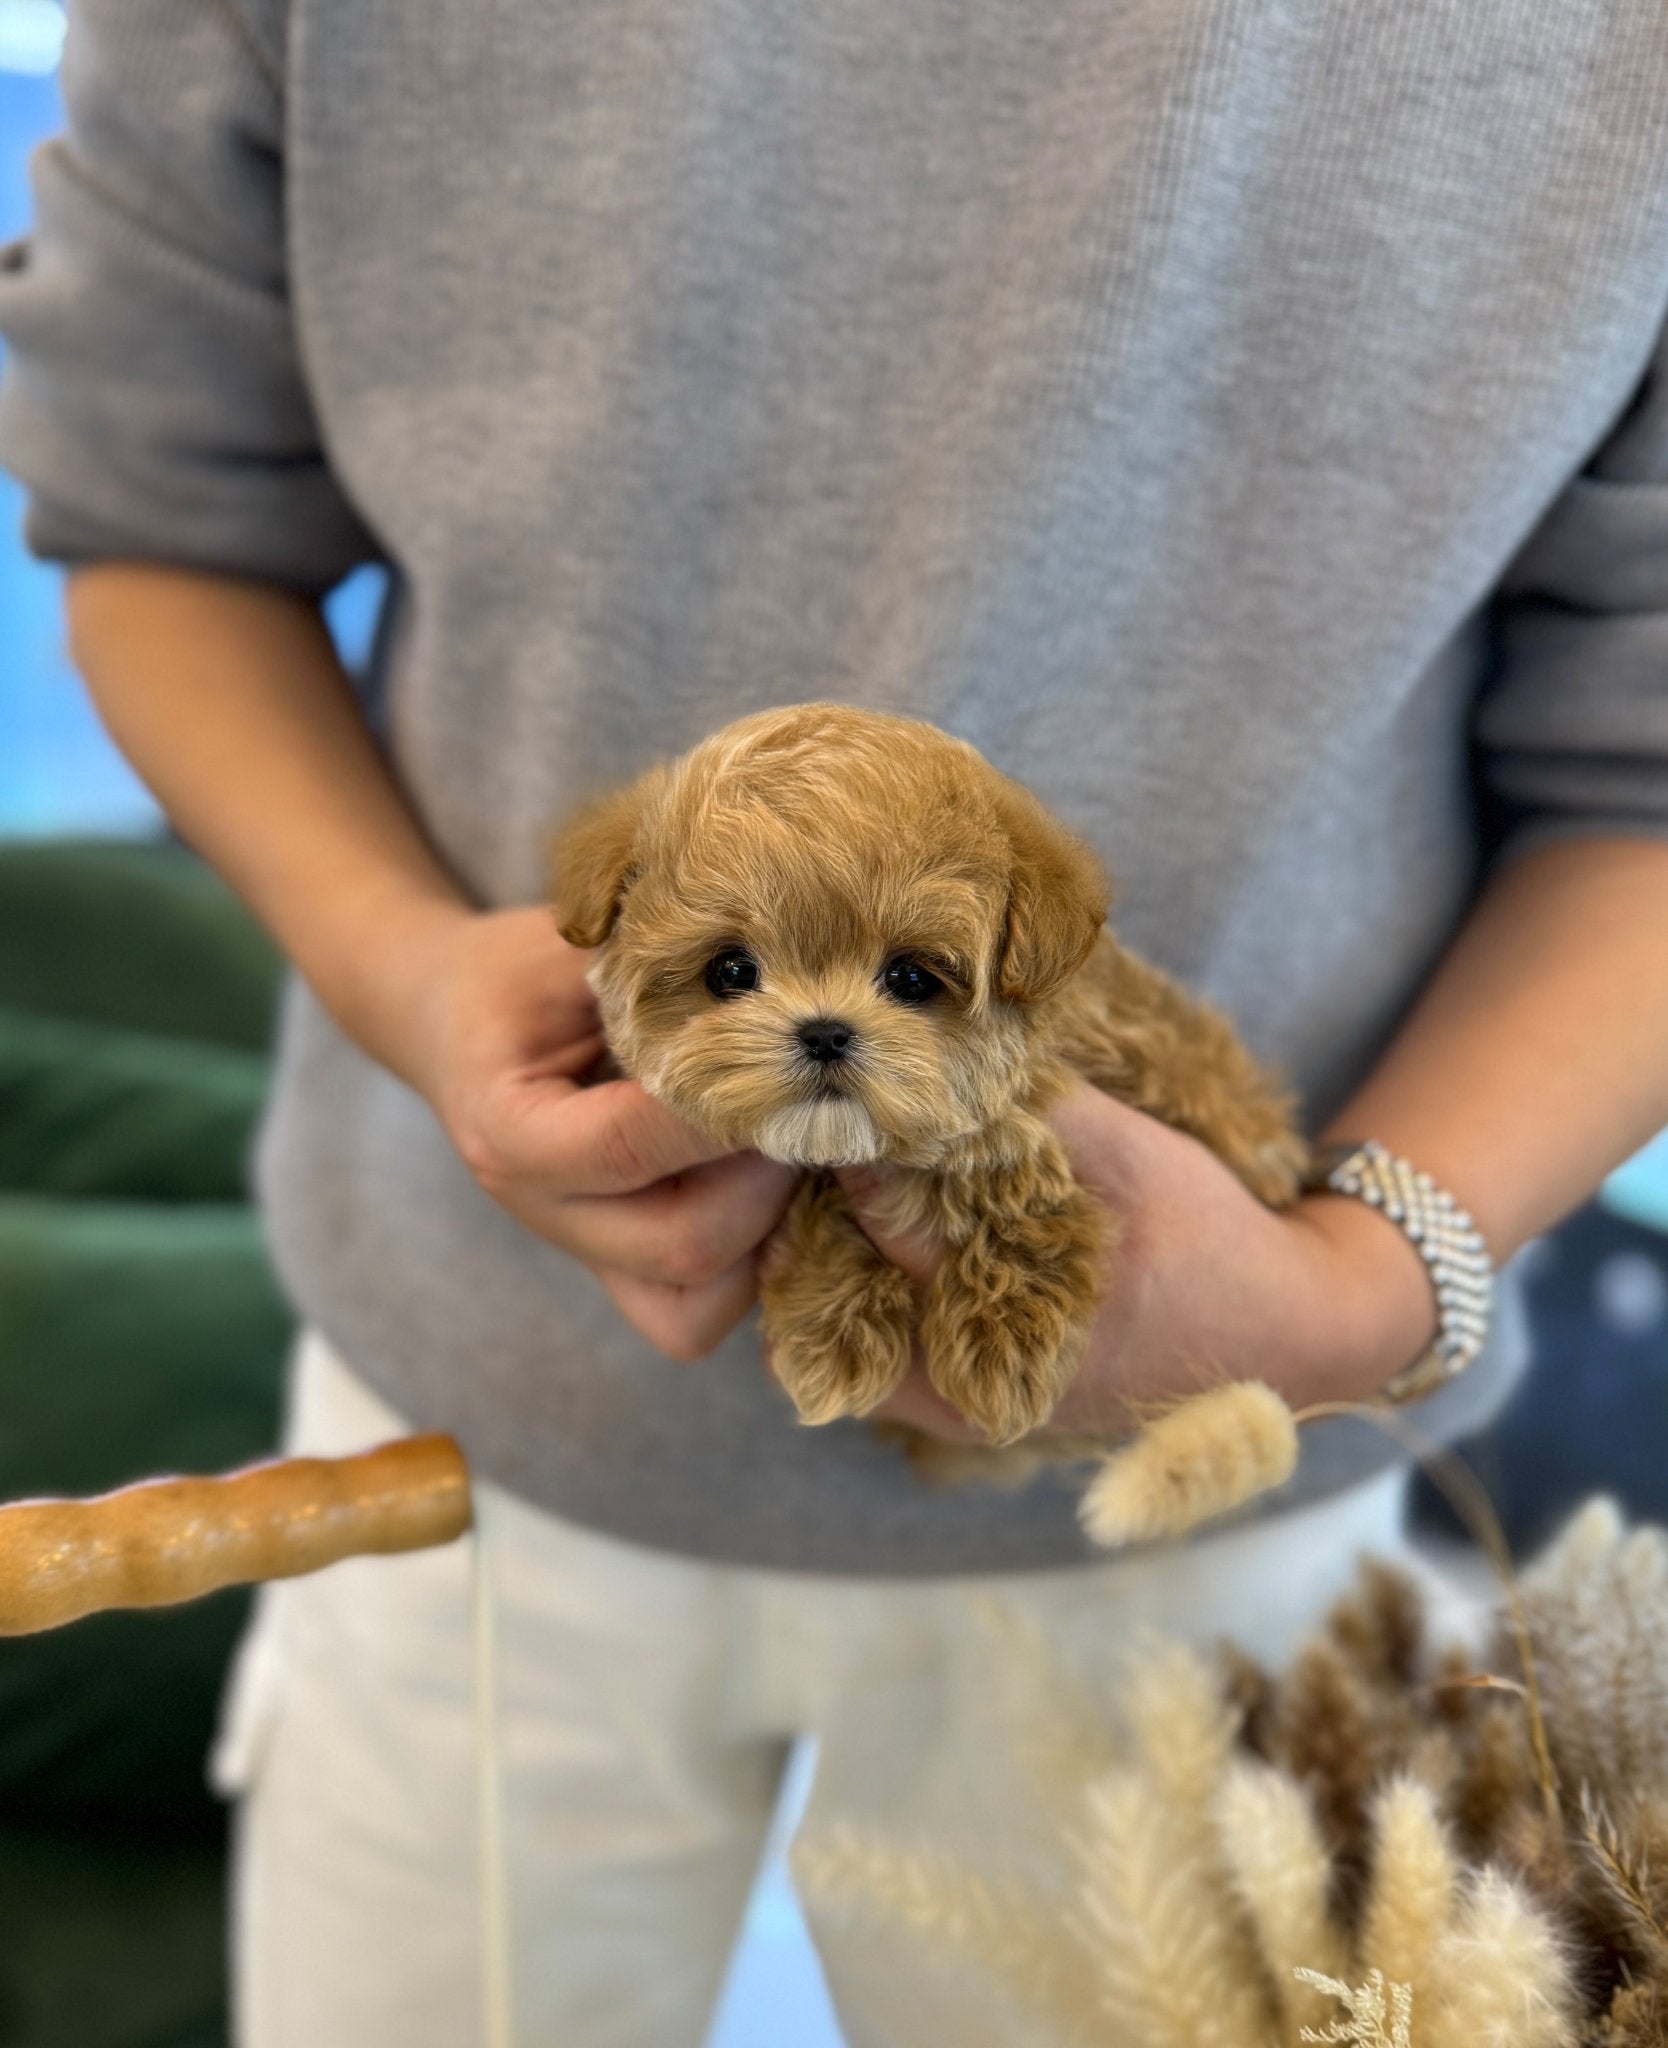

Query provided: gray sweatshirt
[3,0,1666,1572]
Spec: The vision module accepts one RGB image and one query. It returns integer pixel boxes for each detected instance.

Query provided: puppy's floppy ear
[990,780,1111,1004]
[550,771,659,948]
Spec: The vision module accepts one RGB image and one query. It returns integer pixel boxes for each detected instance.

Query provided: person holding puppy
[4,2,1668,2043]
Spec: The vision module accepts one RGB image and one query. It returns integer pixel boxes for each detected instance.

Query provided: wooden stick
[0,1437,472,1636]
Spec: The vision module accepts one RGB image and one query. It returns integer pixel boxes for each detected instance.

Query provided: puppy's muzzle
[797,1016,855,1066]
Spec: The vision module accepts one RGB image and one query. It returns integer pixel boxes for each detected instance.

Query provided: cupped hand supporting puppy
[401,905,798,1362]
[551,704,1433,1453]
[827,1082,1440,1450]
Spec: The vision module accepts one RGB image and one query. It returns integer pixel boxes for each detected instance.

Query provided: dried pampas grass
[1292,1968,1412,2048]
[797,1498,1668,2048]
[1513,1501,1668,1810]
[1071,1764,1272,2048]
[1078,1381,1299,1546]
[1420,1867,1578,2048]
[1214,1761,1347,2038]
[1357,1779,1455,2019]
[801,1822,1107,2047]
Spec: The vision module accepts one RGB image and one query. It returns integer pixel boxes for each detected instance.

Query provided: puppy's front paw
[765,1273,918,1425]
[760,1179,918,1424]
[922,1189,1106,1443]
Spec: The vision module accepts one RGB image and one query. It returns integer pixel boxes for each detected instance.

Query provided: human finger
[554,1151,799,1286]
[490,1076,741,1196]
[601,1258,762,1364]
[833,1163,945,1285]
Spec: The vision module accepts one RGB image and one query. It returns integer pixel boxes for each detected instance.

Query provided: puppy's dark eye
[880,955,943,1005]
[705,948,760,998]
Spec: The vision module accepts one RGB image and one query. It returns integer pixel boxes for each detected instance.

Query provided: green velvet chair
[0,841,292,2048]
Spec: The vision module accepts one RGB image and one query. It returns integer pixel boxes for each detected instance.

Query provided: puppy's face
[552,706,1108,1169]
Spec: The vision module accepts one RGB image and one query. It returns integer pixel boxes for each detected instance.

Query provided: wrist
[306,879,474,1092]
[1283,1192,1443,1404]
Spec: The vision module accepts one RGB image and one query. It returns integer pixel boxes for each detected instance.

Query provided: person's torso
[259,0,1668,1567]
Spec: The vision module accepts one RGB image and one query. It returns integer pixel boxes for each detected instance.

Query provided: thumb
[834,1164,945,1286]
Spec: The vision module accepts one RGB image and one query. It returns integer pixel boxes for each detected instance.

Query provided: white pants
[217,1332,1416,2048]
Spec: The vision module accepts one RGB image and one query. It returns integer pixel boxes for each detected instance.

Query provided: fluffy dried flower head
[1079,1382,1300,1548]
[1512,1499,1668,1811]
[552,704,1109,1168]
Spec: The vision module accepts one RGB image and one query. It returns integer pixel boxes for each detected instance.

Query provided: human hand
[395,905,798,1360]
[830,1081,1440,1441]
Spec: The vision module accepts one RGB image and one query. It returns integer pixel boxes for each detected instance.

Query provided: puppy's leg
[921,1131,1109,1445]
[1060,941,1309,1206]
[760,1174,918,1426]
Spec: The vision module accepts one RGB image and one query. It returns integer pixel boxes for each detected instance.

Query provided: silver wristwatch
[1302,1139,1495,1404]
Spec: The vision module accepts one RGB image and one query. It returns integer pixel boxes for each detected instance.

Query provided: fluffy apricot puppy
[552,705,1307,1446]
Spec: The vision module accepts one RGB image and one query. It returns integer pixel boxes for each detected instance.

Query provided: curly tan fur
[553,703,1304,1446]
[761,1173,919,1422]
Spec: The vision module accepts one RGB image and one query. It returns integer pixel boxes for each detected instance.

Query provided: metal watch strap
[1302,1139,1495,1405]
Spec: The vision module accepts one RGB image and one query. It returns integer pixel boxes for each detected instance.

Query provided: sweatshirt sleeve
[1475,318,1668,862]
[0,0,380,594]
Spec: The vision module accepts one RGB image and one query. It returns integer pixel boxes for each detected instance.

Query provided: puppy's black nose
[798,1017,854,1065]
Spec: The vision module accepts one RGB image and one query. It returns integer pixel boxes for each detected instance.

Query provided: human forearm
[66,563,796,1361]
[66,563,470,1087]
[846,832,1668,1430]
[1313,836,1668,1250]
[1279,833,1668,1391]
